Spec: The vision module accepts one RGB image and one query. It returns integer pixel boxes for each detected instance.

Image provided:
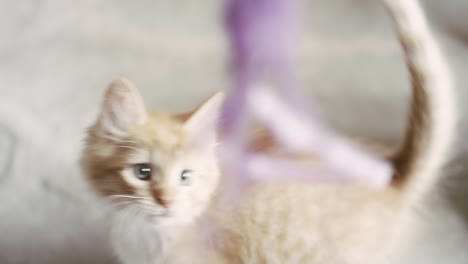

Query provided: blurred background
[0,0,467,263]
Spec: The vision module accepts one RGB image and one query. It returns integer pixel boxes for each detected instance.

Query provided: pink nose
[156,198,172,208]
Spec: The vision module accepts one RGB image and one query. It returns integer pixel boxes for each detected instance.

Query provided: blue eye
[180,170,193,185]
[133,163,152,181]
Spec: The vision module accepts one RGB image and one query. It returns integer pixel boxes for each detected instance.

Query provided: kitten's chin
[149,211,199,227]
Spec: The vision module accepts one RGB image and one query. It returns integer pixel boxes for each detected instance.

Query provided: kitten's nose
[156,197,172,208]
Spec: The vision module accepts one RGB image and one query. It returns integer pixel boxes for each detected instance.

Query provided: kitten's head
[82,78,223,225]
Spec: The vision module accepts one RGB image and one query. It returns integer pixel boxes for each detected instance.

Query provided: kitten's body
[211,184,402,263]
[208,1,455,263]
[82,0,455,263]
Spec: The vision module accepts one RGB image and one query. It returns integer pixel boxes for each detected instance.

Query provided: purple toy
[218,0,393,204]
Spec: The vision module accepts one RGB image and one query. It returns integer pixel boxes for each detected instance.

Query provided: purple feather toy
[218,0,393,204]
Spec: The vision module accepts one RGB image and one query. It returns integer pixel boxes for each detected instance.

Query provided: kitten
[81,0,455,263]
[81,79,224,263]
[206,0,456,263]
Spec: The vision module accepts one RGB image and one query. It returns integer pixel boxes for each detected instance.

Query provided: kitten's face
[82,78,222,225]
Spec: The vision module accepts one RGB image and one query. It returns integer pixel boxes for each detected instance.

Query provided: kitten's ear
[98,77,147,137]
[184,92,224,149]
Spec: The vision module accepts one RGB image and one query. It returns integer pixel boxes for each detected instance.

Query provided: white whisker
[106,194,145,200]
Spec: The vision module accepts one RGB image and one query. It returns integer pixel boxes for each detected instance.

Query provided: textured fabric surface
[0,0,467,263]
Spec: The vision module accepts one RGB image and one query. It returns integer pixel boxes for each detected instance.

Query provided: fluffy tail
[383,0,456,201]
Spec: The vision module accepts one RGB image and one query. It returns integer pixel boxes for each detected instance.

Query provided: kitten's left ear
[184,92,224,149]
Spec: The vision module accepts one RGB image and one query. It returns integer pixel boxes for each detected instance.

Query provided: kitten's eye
[133,163,152,181]
[180,170,193,185]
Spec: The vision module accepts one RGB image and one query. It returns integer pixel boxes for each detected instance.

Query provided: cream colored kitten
[82,0,455,263]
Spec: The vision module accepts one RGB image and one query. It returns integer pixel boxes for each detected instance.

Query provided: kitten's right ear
[97,77,147,137]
